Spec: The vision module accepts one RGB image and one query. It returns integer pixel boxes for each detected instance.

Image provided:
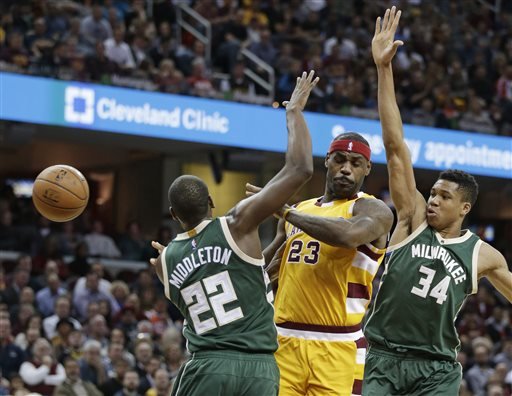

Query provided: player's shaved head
[168,175,210,224]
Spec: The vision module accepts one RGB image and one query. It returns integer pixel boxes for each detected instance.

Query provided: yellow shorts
[275,331,366,396]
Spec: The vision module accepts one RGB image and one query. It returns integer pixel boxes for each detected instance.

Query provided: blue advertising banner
[1,72,511,179]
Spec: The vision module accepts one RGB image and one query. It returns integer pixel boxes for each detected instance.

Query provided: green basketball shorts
[362,344,462,396]
[171,350,279,396]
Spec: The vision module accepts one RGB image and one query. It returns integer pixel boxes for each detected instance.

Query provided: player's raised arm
[373,7,424,226]
[229,71,318,234]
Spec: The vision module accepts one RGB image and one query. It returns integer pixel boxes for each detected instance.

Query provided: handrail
[176,2,212,63]
[240,48,275,104]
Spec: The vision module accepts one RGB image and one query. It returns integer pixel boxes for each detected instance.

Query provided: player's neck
[434,222,464,239]
[321,190,358,204]
[182,216,212,232]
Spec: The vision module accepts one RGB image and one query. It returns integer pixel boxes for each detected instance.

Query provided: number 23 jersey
[364,221,481,360]
[274,192,386,328]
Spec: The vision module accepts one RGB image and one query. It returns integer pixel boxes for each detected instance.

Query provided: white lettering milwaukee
[411,244,467,284]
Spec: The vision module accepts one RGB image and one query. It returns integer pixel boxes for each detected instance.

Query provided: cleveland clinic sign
[1,72,511,179]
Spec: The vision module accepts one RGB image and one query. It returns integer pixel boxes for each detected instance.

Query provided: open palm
[372,6,403,67]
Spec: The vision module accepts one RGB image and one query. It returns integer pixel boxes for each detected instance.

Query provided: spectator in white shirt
[104,25,135,69]
[43,296,82,339]
[19,337,65,394]
[84,220,121,258]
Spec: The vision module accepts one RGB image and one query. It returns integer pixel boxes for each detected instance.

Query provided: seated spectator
[72,272,119,321]
[85,314,109,350]
[459,96,497,134]
[78,340,108,387]
[134,339,154,394]
[118,221,149,261]
[43,296,81,340]
[84,220,121,258]
[36,273,67,317]
[145,368,171,396]
[114,369,141,396]
[100,356,131,396]
[1,269,30,306]
[103,25,135,70]
[54,357,103,396]
[80,3,113,49]
[186,58,215,98]
[0,318,25,378]
[68,241,91,278]
[465,339,496,396]
[55,328,84,363]
[19,337,65,395]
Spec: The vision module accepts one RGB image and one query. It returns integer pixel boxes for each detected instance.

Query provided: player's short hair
[333,131,370,147]
[438,169,479,206]
[168,175,209,224]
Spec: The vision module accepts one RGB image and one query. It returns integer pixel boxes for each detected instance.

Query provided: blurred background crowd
[1,0,512,135]
[0,1,511,396]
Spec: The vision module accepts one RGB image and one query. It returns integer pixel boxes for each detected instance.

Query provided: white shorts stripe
[277,327,364,342]
[356,348,366,365]
[346,297,369,314]
[351,252,379,275]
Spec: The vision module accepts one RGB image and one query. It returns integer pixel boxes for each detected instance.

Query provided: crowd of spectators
[1,179,511,396]
[0,1,512,395]
[1,0,512,135]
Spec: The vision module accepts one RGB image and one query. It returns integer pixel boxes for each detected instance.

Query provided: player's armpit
[478,243,512,303]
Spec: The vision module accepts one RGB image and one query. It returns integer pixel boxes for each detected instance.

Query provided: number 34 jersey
[364,221,481,360]
[274,192,386,328]
[161,217,277,354]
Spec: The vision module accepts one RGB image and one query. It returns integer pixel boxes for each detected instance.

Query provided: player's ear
[169,206,177,220]
[365,160,372,177]
[460,201,471,217]
[324,153,329,168]
[208,196,215,209]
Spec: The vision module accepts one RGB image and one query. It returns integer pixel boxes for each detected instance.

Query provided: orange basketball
[32,165,89,222]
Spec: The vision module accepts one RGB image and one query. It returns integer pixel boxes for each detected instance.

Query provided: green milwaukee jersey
[161,217,277,354]
[364,221,482,361]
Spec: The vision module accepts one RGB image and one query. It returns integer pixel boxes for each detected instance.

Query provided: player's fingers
[245,183,262,192]
[282,101,289,107]
[151,240,165,251]
[375,16,381,35]
[149,258,157,266]
[389,6,396,28]
[391,9,401,33]
[382,8,390,31]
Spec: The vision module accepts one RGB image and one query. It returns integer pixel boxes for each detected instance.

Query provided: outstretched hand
[372,6,403,67]
[149,240,165,266]
[282,70,320,111]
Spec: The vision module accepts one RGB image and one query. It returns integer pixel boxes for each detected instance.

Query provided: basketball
[32,165,89,222]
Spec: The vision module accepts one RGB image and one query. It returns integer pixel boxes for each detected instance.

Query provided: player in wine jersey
[149,71,319,396]
[248,135,394,394]
[363,7,512,395]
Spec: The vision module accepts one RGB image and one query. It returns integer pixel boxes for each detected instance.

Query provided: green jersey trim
[161,246,170,299]
[218,217,265,266]
[471,240,483,294]
[387,221,428,252]
[174,219,212,240]
[433,228,473,246]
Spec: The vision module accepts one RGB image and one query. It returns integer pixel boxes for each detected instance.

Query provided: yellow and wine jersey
[274,192,386,333]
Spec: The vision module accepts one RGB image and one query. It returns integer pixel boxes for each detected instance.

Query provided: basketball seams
[36,178,88,201]
[32,193,85,210]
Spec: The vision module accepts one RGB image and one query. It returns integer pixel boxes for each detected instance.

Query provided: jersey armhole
[161,246,170,299]
[219,217,265,266]
[387,221,428,253]
[471,240,483,294]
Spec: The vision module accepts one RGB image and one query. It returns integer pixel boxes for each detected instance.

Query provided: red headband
[328,140,371,161]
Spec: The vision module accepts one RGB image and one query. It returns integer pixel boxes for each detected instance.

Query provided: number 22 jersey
[364,221,481,360]
[161,217,277,354]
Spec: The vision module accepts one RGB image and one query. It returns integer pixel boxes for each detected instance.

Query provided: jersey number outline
[181,271,244,334]
[411,265,451,305]
[287,240,321,265]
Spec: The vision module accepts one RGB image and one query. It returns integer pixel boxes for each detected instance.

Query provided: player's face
[325,151,370,199]
[426,180,470,230]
